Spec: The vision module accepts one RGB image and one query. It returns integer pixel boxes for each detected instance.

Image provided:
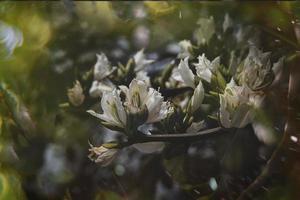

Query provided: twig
[118,127,223,148]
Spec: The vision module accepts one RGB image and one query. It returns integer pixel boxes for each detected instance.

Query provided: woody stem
[118,127,223,148]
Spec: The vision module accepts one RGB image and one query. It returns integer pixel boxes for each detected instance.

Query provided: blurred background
[0,1,300,200]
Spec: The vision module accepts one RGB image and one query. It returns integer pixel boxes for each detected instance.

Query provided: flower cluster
[88,79,171,132]
[66,14,285,166]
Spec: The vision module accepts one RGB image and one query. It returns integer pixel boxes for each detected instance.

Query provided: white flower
[88,145,119,166]
[194,16,215,45]
[88,79,171,131]
[67,80,85,106]
[120,79,171,123]
[219,79,254,128]
[194,54,220,83]
[190,81,204,113]
[89,80,115,98]
[178,57,195,88]
[133,49,154,72]
[94,53,115,81]
[238,46,272,90]
[87,89,127,129]
[178,40,193,59]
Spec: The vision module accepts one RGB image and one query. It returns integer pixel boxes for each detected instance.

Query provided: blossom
[94,53,115,81]
[88,144,119,166]
[194,54,220,83]
[67,80,85,106]
[133,49,154,72]
[120,79,171,123]
[88,79,171,131]
[87,89,127,129]
[178,40,193,59]
[237,46,272,90]
[89,80,115,98]
[178,57,195,88]
[190,81,204,113]
[219,79,254,128]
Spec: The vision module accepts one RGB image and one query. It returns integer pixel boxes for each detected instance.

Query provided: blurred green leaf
[0,168,26,200]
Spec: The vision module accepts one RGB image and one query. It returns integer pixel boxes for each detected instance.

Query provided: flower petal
[178,57,195,88]
[190,81,204,113]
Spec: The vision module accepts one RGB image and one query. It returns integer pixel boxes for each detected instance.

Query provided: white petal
[231,104,253,128]
[252,121,276,145]
[100,90,126,128]
[178,57,195,88]
[194,54,215,83]
[133,49,154,71]
[87,110,102,119]
[132,142,165,153]
[190,81,204,113]
[94,53,112,80]
[219,95,231,128]
[89,80,114,98]
[112,90,127,126]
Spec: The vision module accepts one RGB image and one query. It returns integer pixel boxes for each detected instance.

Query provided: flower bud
[178,40,193,59]
[67,80,85,106]
[88,144,119,166]
[237,46,273,90]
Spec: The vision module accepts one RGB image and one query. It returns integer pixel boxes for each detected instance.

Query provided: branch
[118,127,223,148]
